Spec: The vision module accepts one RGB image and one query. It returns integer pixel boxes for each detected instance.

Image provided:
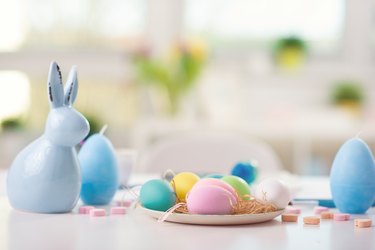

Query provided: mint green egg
[221,175,251,200]
[140,179,176,211]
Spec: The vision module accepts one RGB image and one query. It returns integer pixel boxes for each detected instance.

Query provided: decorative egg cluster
[139,170,291,215]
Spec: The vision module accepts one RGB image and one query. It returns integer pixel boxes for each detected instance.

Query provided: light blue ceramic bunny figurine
[7,62,90,213]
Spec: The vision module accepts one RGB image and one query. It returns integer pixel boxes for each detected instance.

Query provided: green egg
[221,175,251,200]
[140,179,176,211]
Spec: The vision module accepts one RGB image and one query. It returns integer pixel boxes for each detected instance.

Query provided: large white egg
[255,179,290,209]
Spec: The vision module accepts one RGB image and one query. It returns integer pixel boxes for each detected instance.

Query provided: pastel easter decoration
[221,175,251,200]
[7,62,89,213]
[171,172,200,202]
[255,179,290,209]
[140,179,176,211]
[79,125,119,205]
[231,161,258,184]
[193,178,238,202]
[330,137,375,214]
[186,183,237,215]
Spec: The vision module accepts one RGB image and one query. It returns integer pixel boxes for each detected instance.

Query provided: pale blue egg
[140,179,176,211]
[79,134,119,205]
[203,173,224,179]
[330,138,375,214]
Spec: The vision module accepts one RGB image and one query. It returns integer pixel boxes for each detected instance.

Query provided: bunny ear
[64,66,78,106]
[48,61,64,108]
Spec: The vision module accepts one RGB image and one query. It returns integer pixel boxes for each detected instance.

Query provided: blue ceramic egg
[140,179,176,211]
[79,134,119,205]
[231,161,258,184]
[330,138,375,214]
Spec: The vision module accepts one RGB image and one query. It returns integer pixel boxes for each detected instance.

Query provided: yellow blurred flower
[133,40,207,115]
[168,40,207,64]
[188,39,207,62]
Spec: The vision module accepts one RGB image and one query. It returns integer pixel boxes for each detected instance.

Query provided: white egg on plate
[255,179,291,209]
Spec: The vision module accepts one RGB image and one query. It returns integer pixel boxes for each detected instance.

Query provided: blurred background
[1,0,375,175]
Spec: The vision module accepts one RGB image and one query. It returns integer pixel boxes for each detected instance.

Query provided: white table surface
[0,173,374,250]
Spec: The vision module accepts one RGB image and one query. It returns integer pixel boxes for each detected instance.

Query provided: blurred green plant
[331,81,364,105]
[273,36,307,71]
[1,117,25,131]
[133,41,207,115]
[82,113,102,139]
[330,81,364,117]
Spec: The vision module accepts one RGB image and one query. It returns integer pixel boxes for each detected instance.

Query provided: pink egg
[186,184,237,215]
[193,178,238,201]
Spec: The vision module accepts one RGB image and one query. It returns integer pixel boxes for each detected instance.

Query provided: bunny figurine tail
[6,62,90,213]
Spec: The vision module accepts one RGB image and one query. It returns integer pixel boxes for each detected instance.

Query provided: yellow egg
[171,172,200,202]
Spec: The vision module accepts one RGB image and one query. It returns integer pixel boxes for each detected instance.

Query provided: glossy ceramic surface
[6,62,89,213]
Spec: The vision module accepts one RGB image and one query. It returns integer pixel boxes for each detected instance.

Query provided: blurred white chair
[137,131,284,174]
